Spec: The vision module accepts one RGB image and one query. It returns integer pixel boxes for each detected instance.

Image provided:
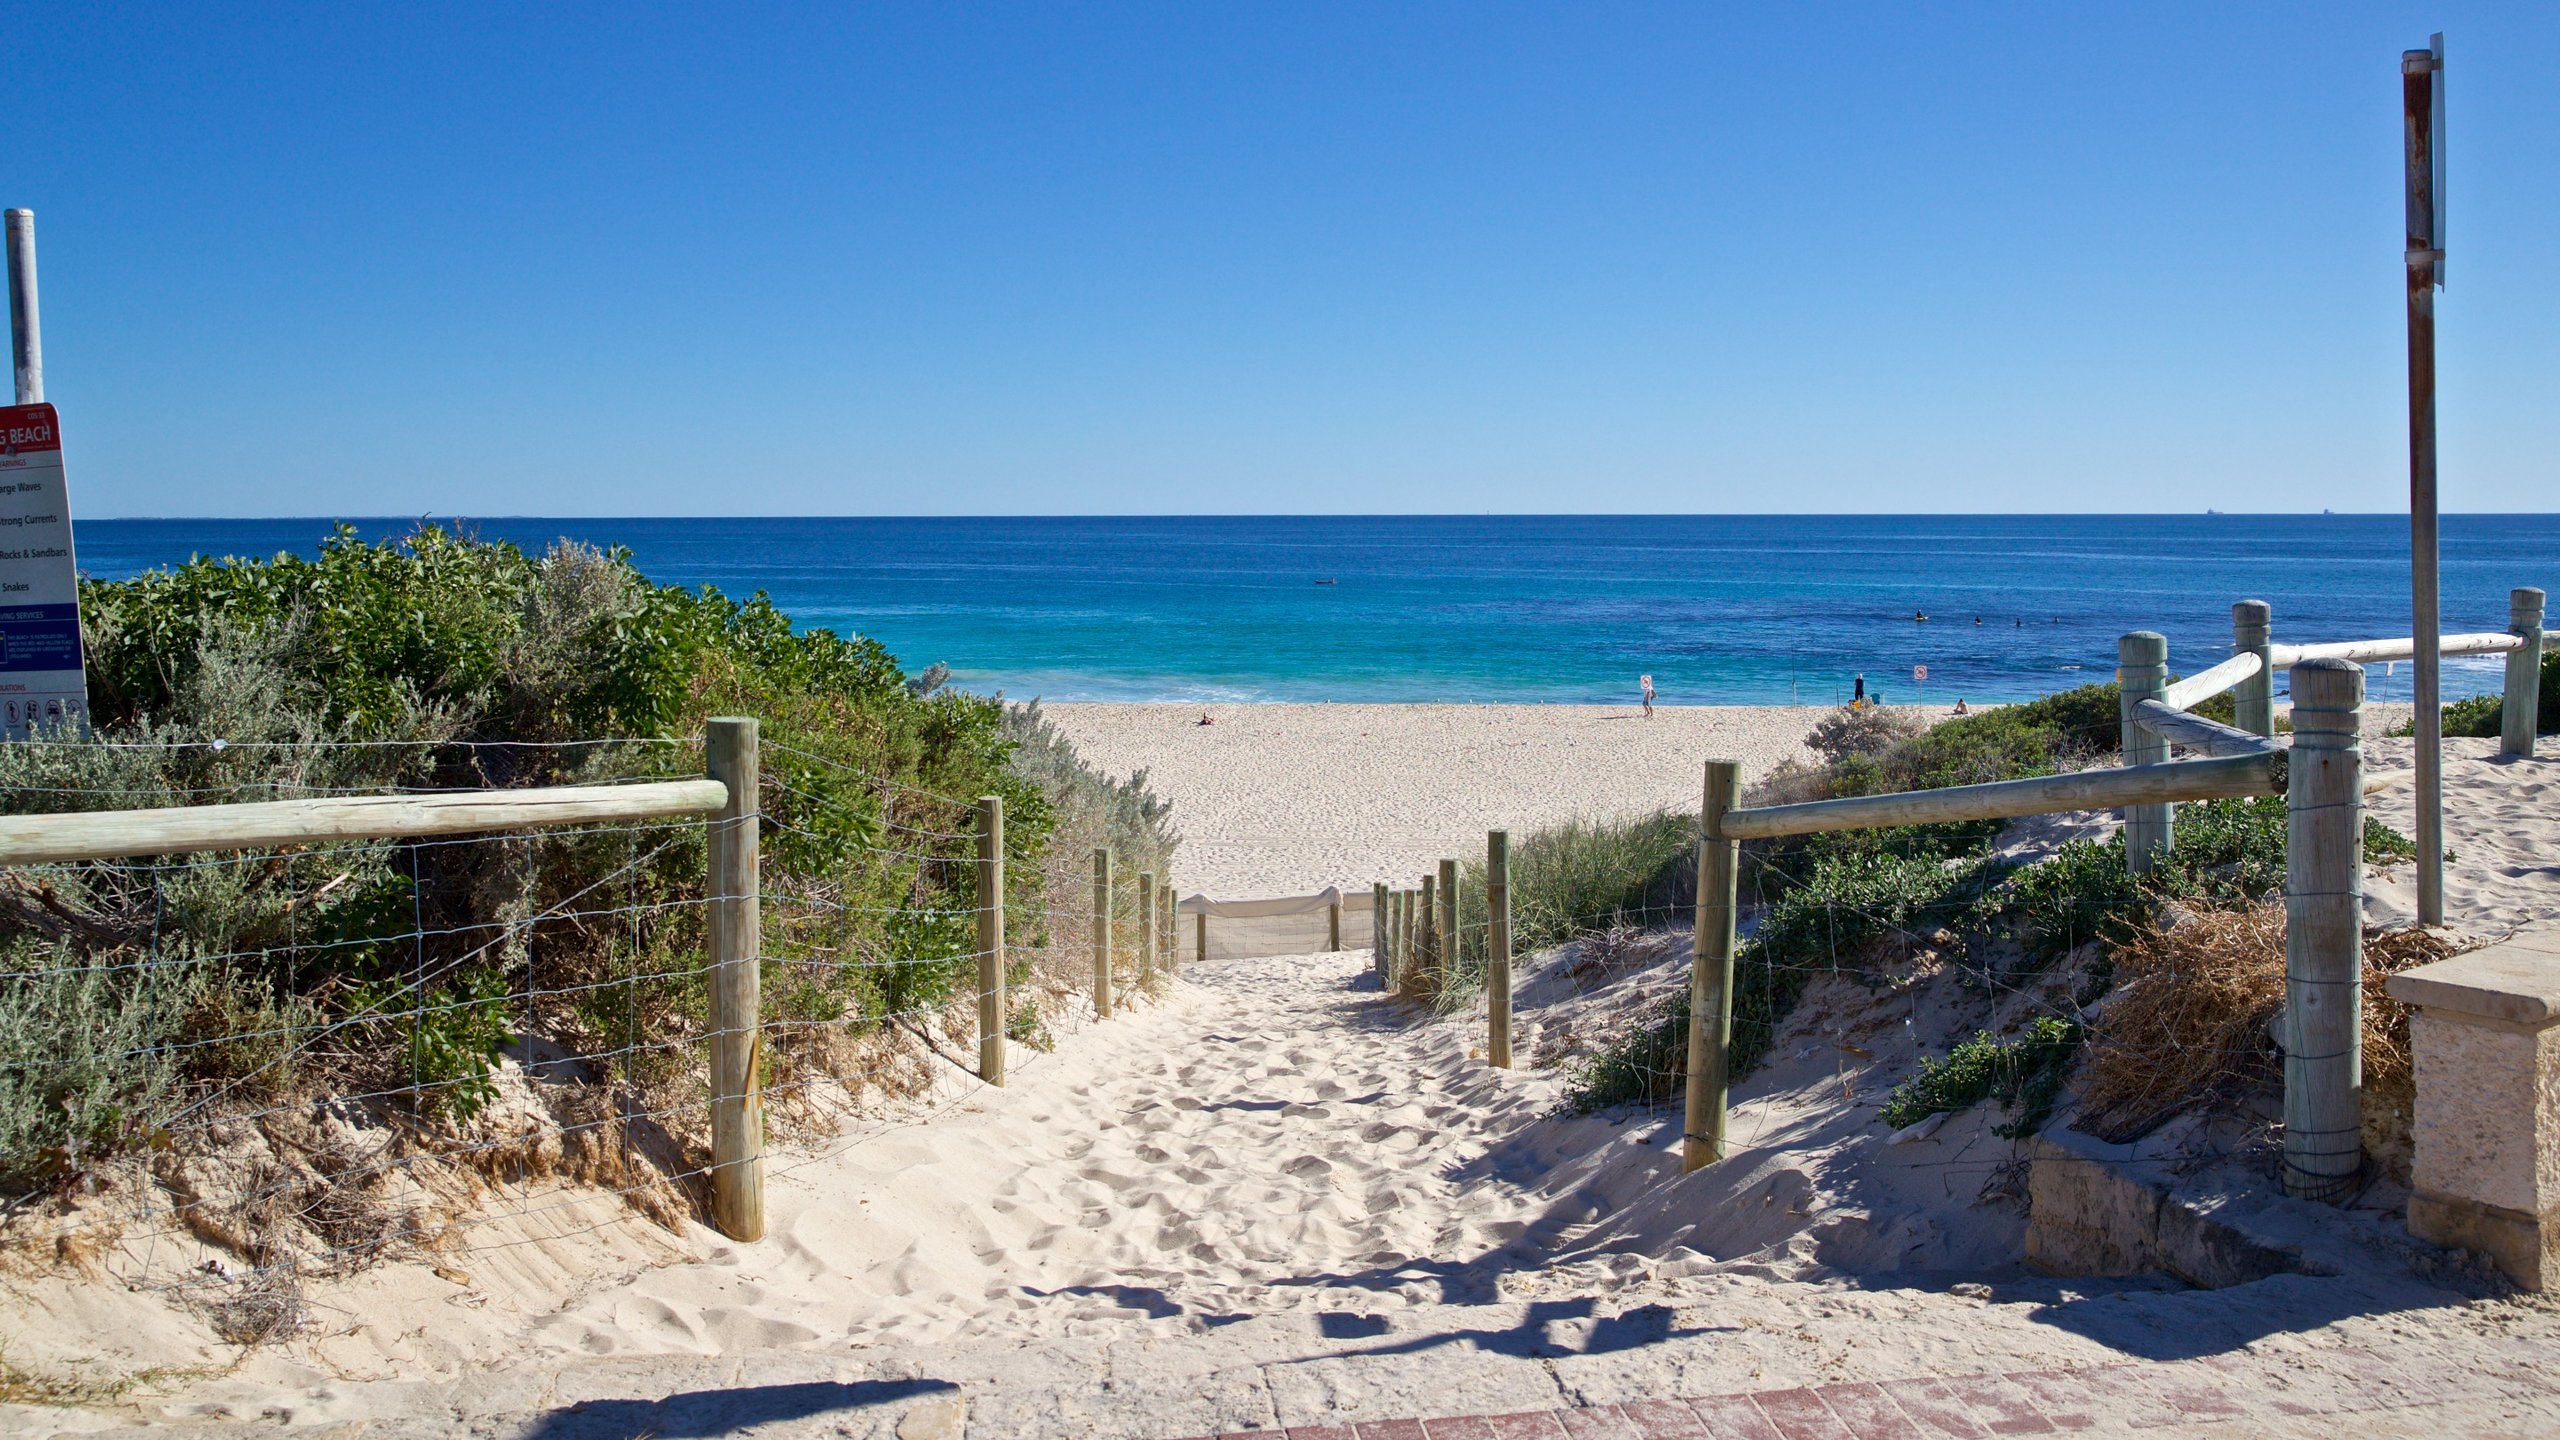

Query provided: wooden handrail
[0,779,732,867]
[2132,699,2281,759]
[1716,752,2279,842]
[2270,632,2522,667]
[2159,652,2263,712]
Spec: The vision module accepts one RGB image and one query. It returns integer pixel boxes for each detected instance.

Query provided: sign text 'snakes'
[0,403,89,738]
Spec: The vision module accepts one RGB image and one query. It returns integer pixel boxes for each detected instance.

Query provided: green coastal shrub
[1560,848,1993,1112]
[1561,782,2424,1118]
[1880,1017,2082,1139]
[0,525,1167,1201]
[2432,649,2559,739]
[1995,796,2419,967]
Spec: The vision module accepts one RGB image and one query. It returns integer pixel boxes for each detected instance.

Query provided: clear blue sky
[16,3,2555,517]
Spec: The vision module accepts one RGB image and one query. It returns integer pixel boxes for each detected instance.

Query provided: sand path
[51,945,2560,1440]
[525,952,1565,1358]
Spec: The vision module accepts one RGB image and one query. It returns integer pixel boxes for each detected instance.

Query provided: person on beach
[1198,712,1214,726]
[1639,674,1655,718]
[1954,698,1970,715]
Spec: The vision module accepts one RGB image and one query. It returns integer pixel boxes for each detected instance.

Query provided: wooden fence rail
[0,779,730,866]
[1693,649,2403,1208]
[1716,751,2279,842]
[0,723,768,1241]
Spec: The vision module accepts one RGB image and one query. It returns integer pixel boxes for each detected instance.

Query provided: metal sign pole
[5,210,39,404]
[2402,37,2446,928]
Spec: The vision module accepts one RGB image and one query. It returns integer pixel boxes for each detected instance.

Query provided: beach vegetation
[2418,648,2559,739]
[1432,809,1693,1013]
[1879,1017,2081,1139]
[1803,706,1925,765]
[1560,847,1991,1112]
[2075,906,2462,1149]
[1561,736,2424,1122]
[0,526,1169,1219]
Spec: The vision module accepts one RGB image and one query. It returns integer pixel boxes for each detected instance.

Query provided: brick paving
[1157,1339,2560,1440]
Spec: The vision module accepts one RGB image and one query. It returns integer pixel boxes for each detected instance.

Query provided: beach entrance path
[520,948,1569,1357]
[60,937,2560,1440]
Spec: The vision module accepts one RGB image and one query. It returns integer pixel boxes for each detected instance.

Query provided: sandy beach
[9,703,2559,1439]
[1044,703,1955,898]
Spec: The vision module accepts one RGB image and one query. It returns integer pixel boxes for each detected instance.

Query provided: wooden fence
[1689,592,2551,1206]
[0,716,1191,1248]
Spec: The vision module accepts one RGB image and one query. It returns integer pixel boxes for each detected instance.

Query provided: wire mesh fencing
[0,726,1179,1338]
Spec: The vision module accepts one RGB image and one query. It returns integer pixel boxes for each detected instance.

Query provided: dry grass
[2076,902,2464,1149]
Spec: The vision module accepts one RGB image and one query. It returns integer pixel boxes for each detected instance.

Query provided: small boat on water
[1314,578,1339,585]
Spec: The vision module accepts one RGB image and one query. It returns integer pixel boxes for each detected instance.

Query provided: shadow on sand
[524,1378,956,1440]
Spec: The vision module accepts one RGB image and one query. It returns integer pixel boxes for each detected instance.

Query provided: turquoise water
[78,515,2555,706]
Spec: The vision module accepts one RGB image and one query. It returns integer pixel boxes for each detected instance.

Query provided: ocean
[74,515,2554,707]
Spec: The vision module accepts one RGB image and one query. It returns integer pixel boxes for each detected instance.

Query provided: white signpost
[2,209,88,739]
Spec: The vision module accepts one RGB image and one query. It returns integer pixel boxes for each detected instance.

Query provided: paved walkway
[1163,1338,2560,1438]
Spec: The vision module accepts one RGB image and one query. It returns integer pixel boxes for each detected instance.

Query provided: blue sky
[14,3,2555,517]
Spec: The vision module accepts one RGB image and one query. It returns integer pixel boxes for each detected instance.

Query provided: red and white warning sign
[0,403,90,738]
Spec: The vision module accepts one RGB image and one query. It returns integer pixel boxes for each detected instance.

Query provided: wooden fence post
[1163,882,1179,979]
[976,795,1006,1086]
[1195,907,1207,967]
[2233,600,2274,739]
[1092,847,1114,1019]
[1328,896,1342,952]
[1402,887,1417,983]
[2118,631,2174,874]
[1391,889,1409,988]
[1684,759,1740,1172]
[1371,881,1389,981]
[1487,830,1512,1069]
[1411,874,1436,998]
[705,717,765,1241]
[1137,872,1155,989]
[2284,658,2365,1202]
[2506,587,2546,758]
[1437,857,1460,995]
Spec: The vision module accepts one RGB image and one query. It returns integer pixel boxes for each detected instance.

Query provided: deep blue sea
[74,516,2555,707]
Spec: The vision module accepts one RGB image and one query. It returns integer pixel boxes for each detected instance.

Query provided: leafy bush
[2434,648,2559,739]
[1562,848,1992,1111]
[0,952,203,1194]
[1996,797,2419,965]
[1000,701,1182,998]
[1805,706,1925,765]
[1741,683,2122,909]
[1563,790,2423,1117]
[3,526,1158,1203]
[1880,1017,2082,1139]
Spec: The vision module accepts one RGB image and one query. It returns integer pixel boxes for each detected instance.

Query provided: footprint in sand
[1282,1154,1334,1179]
